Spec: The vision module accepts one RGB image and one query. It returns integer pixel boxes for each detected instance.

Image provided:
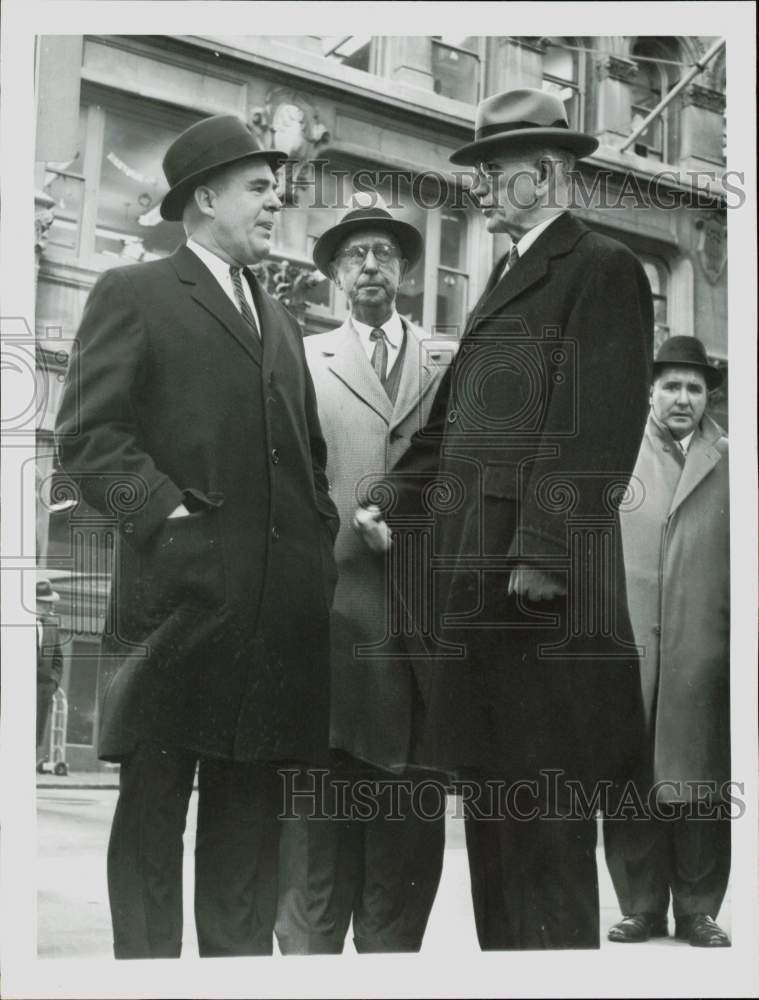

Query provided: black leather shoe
[675,914,731,947]
[608,913,669,943]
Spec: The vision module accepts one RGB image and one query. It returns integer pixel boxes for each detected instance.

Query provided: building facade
[34,34,728,769]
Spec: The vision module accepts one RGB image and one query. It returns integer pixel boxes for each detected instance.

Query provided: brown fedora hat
[450,88,599,166]
[653,335,723,390]
[160,115,288,222]
[312,192,423,278]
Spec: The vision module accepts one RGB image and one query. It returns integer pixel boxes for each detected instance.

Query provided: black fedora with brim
[450,87,599,166]
[653,335,723,390]
[160,115,288,222]
[313,201,423,278]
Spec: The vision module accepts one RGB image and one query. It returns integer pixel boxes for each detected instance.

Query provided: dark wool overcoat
[56,245,339,764]
[388,212,654,790]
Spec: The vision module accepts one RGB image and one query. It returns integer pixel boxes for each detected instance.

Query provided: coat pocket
[140,499,227,619]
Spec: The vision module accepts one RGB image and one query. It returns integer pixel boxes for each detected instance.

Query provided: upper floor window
[541,38,584,131]
[630,38,681,163]
[432,36,481,104]
[321,36,373,73]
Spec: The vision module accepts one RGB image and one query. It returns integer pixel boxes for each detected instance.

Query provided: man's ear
[193,184,216,219]
[329,262,342,290]
[398,258,409,282]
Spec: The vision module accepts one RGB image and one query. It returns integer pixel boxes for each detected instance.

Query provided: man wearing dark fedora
[56,114,339,958]
[355,87,653,949]
[275,192,447,953]
[36,579,63,757]
[604,336,731,948]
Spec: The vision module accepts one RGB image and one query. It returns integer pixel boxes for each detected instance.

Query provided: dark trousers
[107,743,282,959]
[603,811,731,921]
[463,781,600,950]
[275,753,445,954]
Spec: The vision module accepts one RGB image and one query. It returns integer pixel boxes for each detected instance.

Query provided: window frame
[540,38,586,133]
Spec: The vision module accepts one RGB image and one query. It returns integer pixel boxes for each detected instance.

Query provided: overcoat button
[124,522,134,534]
[271,448,280,464]
[271,525,280,541]
[652,624,661,635]
[448,410,458,423]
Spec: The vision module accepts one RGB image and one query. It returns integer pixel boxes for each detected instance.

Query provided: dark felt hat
[160,115,288,221]
[653,335,723,390]
[312,192,424,278]
[37,579,60,603]
[450,87,599,166]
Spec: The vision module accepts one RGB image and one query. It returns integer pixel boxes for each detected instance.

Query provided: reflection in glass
[96,110,188,260]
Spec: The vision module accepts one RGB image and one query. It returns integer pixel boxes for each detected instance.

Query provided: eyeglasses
[336,242,401,264]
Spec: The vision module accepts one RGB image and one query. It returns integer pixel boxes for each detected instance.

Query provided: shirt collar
[351,310,404,350]
[515,212,565,258]
[186,238,236,285]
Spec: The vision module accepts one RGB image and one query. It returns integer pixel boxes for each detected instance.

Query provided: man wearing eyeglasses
[275,192,447,955]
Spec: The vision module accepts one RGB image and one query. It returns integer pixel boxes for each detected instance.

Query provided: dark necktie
[503,242,520,278]
[229,266,261,339]
[370,327,389,386]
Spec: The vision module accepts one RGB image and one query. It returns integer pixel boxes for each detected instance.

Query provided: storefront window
[96,110,185,261]
[66,641,99,746]
[641,256,670,350]
[44,107,87,255]
[437,208,469,335]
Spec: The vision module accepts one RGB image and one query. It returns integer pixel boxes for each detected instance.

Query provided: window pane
[543,43,576,82]
[440,210,468,271]
[96,110,187,261]
[437,270,468,336]
[44,107,87,254]
[432,41,479,104]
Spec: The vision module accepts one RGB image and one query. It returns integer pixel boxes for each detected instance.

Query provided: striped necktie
[370,327,389,386]
[503,242,520,277]
[229,266,261,339]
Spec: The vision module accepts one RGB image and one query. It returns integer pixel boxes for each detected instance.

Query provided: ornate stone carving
[251,257,326,321]
[682,84,726,114]
[595,55,639,83]
[249,88,330,205]
[35,189,56,256]
[694,212,727,284]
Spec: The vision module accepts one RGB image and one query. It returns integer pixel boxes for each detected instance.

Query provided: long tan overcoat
[305,317,448,769]
[621,412,730,803]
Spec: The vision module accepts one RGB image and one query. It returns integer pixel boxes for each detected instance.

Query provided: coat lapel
[669,420,724,516]
[389,320,438,430]
[325,319,394,423]
[247,270,282,377]
[464,212,587,335]
[170,245,263,367]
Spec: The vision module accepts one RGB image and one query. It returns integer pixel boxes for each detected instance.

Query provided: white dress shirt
[351,311,405,377]
[502,212,565,278]
[679,430,695,453]
[186,238,262,333]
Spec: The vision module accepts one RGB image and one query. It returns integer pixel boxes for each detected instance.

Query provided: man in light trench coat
[275,193,448,954]
[605,335,731,948]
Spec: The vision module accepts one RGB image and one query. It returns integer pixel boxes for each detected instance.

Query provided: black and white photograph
[1,2,757,998]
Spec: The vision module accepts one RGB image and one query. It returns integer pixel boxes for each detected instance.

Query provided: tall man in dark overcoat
[357,89,654,949]
[276,194,447,954]
[55,114,339,959]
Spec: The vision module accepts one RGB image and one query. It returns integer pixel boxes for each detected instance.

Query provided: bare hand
[167,503,191,519]
[508,566,566,601]
[352,505,392,553]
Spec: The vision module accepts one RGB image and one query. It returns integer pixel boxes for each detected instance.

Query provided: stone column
[679,84,726,175]
[593,55,639,148]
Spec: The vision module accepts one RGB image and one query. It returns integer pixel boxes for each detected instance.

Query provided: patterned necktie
[504,242,520,276]
[370,327,389,386]
[229,266,261,339]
